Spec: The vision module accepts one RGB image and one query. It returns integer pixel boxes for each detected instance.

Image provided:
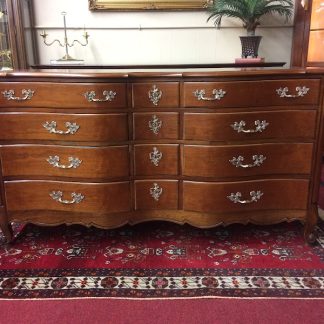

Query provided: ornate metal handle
[148,115,162,135]
[229,155,266,168]
[149,147,163,166]
[84,90,116,102]
[150,183,163,201]
[148,85,162,106]
[193,89,226,101]
[276,86,309,98]
[50,191,84,204]
[43,121,80,135]
[227,190,263,204]
[231,120,269,133]
[2,89,35,101]
[47,156,82,169]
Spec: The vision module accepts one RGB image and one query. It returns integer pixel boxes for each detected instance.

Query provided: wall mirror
[89,0,209,10]
[0,0,12,69]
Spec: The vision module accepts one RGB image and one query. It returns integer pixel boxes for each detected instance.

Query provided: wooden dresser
[0,69,323,243]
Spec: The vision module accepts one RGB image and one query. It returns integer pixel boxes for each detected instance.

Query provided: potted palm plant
[207,0,294,58]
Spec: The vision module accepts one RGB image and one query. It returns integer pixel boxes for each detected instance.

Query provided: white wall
[33,0,294,66]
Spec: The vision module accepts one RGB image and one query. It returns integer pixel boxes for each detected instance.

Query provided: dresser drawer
[183,179,309,213]
[183,79,320,108]
[184,110,316,141]
[183,143,313,178]
[132,82,179,108]
[0,82,127,108]
[1,145,130,179]
[0,113,128,142]
[5,180,131,213]
[134,144,179,176]
[135,180,178,210]
[133,112,179,140]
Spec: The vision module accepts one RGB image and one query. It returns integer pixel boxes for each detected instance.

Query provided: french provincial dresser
[0,68,323,243]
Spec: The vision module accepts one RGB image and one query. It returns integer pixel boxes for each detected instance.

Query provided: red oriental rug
[0,220,323,299]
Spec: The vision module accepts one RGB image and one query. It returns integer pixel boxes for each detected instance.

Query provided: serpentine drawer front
[0,113,128,142]
[0,82,127,108]
[0,70,322,244]
[183,179,309,213]
[5,181,131,214]
[133,112,179,140]
[183,143,313,178]
[183,110,317,141]
[132,82,180,108]
[183,79,320,107]
[135,180,179,210]
[134,144,179,176]
[1,145,130,179]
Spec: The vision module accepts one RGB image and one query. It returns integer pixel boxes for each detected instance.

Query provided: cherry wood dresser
[0,68,323,243]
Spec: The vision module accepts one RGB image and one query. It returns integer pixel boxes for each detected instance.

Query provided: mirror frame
[89,0,209,11]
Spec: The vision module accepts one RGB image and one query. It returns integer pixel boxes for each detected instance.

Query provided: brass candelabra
[40,11,89,62]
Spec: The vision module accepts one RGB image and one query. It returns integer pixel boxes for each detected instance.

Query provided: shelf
[31,62,287,70]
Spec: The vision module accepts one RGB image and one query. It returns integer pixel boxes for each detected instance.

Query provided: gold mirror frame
[89,0,209,10]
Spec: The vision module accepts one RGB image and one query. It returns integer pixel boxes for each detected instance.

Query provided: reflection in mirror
[0,0,12,70]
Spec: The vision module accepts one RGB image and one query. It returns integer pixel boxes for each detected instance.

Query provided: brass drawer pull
[148,85,162,106]
[84,90,116,102]
[2,89,35,101]
[148,115,162,134]
[227,190,263,204]
[43,121,80,135]
[276,86,309,98]
[231,120,269,133]
[47,156,82,169]
[230,155,266,168]
[149,147,163,166]
[150,183,163,201]
[193,89,226,101]
[50,191,84,204]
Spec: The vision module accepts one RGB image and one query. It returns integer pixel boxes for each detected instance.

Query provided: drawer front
[183,179,309,213]
[0,113,128,142]
[5,181,131,213]
[0,82,127,108]
[183,143,313,178]
[184,110,316,141]
[132,82,179,108]
[135,180,178,210]
[133,112,179,140]
[134,144,179,176]
[183,79,320,108]
[1,145,130,179]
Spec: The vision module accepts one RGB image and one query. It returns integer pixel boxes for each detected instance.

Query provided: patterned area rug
[0,221,323,299]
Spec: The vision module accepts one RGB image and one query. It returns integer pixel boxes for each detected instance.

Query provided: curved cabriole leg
[0,207,14,243]
[304,205,318,244]
[0,221,13,244]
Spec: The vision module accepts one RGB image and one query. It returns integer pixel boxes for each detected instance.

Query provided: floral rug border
[0,268,323,299]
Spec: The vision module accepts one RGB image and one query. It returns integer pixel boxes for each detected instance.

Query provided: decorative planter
[239,36,262,58]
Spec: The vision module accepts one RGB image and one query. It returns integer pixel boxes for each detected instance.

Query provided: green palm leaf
[207,0,293,35]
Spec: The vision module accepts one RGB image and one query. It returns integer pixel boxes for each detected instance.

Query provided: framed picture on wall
[89,0,209,10]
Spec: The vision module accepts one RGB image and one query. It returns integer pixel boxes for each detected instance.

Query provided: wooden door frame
[5,0,37,69]
[291,0,312,67]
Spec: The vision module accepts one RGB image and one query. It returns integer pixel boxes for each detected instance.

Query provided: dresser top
[0,67,323,80]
